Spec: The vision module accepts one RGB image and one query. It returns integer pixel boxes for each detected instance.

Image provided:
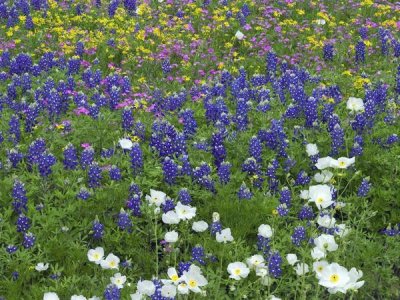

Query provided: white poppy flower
[145,189,167,207]
[286,254,298,266]
[314,234,338,253]
[175,202,196,220]
[315,156,335,170]
[192,221,208,232]
[311,247,327,260]
[119,138,133,150]
[100,253,120,270]
[347,97,364,112]
[246,255,265,269]
[162,211,180,225]
[314,170,333,183]
[318,263,350,290]
[330,157,355,169]
[165,231,179,243]
[110,273,127,289]
[308,185,333,210]
[300,190,309,199]
[258,224,273,238]
[181,265,208,293]
[137,280,156,296]
[216,228,234,243]
[317,215,336,228]
[313,260,329,278]
[227,262,250,280]
[161,284,177,298]
[87,247,104,264]
[35,262,49,272]
[43,292,60,300]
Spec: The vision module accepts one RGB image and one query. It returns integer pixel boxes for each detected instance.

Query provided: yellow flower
[55,124,65,130]
[342,70,352,76]
[296,9,305,15]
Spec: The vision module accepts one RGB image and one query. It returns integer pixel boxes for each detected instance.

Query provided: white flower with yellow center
[308,185,333,210]
[110,273,127,289]
[145,189,167,207]
[43,292,60,300]
[100,253,120,270]
[246,254,265,269]
[227,262,250,280]
[119,138,133,150]
[87,247,104,264]
[162,211,180,225]
[181,265,208,293]
[314,234,338,253]
[317,215,336,228]
[318,263,350,290]
[313,260,329,278]
[330,157,355,169]
[175,202,196,220]
[35,262,49,272]
[161,267,182,285]
[311,247,327,260]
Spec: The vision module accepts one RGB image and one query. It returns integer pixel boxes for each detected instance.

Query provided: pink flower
[74,107,89,115]
[81,143,91,149]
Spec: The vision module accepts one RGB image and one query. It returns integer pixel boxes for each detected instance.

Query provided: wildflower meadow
[0,0,399,299]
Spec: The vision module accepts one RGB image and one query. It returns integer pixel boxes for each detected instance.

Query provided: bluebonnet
[16,214,31,233]
[6,245,18,254]
[7,149,24,168]
[130,142,143,175]
[279,187,291,207]
[268,251,282,278]
[238,183,252,200]
[22,232,36,249]
[191,246,206,265]
[355,41,366,63]
[126,194,142,217]
[88,163,102,188]
[92,219,105,240]
[249,136,262,163]
[162,198,175,213]
[104,284,120,300]
[291,226,307,246]
[77,187,91,201]
[217,161,231,185]
[178,188,192,205]
[63,144,78,170]
[12,180,28,214]
[357,178,371,197]
[8,114,21,144]
[323,44,334,61]
[117,209,132,232]
[122,107,134,132]
[298,205,314,220]
[81,147,95,170]
[109,165,122,181]
[162,157,179,185]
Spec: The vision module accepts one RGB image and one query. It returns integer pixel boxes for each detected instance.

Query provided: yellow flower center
[234,269,241,275]
[171,274,179,282]
[339,161,346,167]
[316,197,324,204]
[109,261,116,267]
[329,274,340,283]
[94,253,100,260]
[317,266,324,272]
[188,279,197,288]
